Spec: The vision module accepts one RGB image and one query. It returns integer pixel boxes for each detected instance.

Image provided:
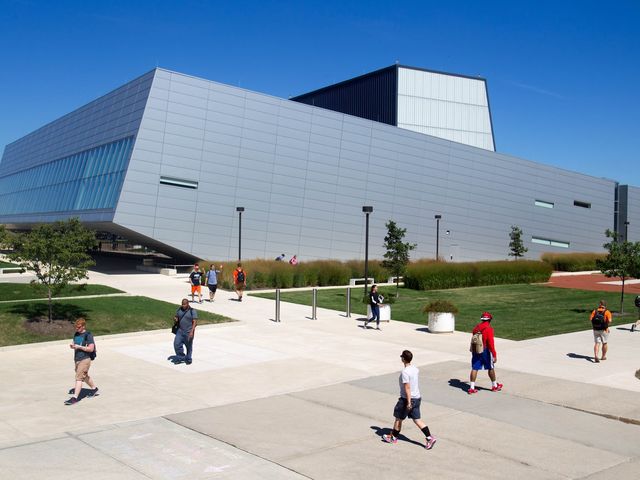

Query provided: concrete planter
[367,304,391,322]
[427,312,455,333]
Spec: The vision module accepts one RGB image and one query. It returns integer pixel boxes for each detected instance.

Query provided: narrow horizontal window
[532,237,570,248]
[160,176,198,189]
[573,200,591,209]
[534,200,554,209]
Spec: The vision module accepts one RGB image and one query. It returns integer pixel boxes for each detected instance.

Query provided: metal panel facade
[397,67,495,151]
[112,69,614,262]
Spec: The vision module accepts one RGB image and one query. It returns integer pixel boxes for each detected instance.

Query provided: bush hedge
[540,252,606,272]
[404,260,552,290]
[203,259,389,290]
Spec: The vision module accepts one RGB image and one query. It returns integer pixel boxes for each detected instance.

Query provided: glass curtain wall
[0,137,134,216]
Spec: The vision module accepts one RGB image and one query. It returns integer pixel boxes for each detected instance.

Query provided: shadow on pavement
[567,352,594,363]
[369,426,424,448]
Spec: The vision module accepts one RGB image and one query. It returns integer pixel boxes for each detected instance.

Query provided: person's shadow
[566,353,594,363]
[370,426,424,448]
[67,387,99,400]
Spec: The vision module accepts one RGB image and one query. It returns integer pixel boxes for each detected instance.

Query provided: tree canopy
[508,225,528,259]
[382,220,416,297]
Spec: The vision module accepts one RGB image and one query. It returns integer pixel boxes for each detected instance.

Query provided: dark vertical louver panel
[291,66,397,126]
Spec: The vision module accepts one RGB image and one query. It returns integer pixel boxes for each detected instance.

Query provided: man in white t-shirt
[382,350,436,450]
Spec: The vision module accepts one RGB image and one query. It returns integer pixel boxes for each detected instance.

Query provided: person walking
[631,295,640,332]
[275,253,286,262]
[382,350,436,450]
[173,298,197,365]
[233,263,247,301]
[289,255,298,265]
[206,264,223,302]
[468,312,502,394]
[64,318,98,405]
[590,300,612,362]
[189,263,204,303]
[364,284,383,330]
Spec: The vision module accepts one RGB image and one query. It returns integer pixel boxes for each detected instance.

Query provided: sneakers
[382,434,397,444]
[64,397,78,405]
[425,436,437,450]
[491,383,503,392]
[595,358,600,363]
[467,388,478,395]
[185,359,192,365]
[375,327,382,331]
[87,387,99,397]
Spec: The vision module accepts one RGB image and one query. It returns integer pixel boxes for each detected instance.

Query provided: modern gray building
[0,66,637,262]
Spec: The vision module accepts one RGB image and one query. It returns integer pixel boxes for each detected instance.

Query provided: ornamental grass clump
[422,300,459,314]
[540,252,606,272]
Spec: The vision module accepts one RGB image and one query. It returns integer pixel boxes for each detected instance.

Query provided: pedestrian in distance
[382,350,436,450]
[468,312,502,394]
[189,263,204,303]
[206,264,223,302]
[289,255,298,265]
[275,253,285,261]
[590,300,612,362]
[233,263,247,301]
[364,284,383,330]
[631,295,640,332]
[172,298,197,365]
[64,318,99,405]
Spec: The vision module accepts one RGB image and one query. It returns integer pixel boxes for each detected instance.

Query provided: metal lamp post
[236,207,244,261]
[434,214,442,260]
[362,206,373,296]
[624,221,630,242]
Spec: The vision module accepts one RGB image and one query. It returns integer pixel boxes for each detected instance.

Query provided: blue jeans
[368,305,380,326]
[173,329,194,362]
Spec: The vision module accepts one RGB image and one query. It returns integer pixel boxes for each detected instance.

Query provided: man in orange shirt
[590,300,612,362]
[233,263,247,302]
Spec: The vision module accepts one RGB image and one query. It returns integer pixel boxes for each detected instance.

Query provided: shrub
[405,260,552,290]
[422,300,459,314]
[540,252,606,272]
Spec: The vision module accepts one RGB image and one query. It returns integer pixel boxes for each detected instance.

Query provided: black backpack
[236,270,245,283]
[591,309,607,330]
[83,332,97,360]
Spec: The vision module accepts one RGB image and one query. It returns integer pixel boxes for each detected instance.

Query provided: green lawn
[0,260,19,269]
[0,283,123,301]
[251,285,638,340]
[0,296,232,346]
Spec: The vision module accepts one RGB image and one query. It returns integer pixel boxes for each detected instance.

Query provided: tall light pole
[434,214,442,260]
[236,207,244,261]
[624,221,630,242]
[362,206,373,296]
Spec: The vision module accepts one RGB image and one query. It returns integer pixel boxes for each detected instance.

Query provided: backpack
[236,270,245,283]
[591,309,607,330]
[470,332,484,354]
[83,332,97,360]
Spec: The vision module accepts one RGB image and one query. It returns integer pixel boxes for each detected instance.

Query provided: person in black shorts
[206,264,223,302]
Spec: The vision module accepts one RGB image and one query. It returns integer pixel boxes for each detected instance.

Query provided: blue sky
[1,0,638,185]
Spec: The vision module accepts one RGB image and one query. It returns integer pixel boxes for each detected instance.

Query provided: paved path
[0,269,638,478]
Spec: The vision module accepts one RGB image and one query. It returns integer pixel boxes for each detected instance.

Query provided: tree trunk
[48,287,52,323]
[620,277,625,316]
[396,276,399,299]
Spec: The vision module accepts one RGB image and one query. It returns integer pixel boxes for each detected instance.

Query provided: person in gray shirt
[173,298,198,365]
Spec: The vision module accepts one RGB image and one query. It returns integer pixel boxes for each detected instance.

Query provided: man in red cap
[468,312,502,395]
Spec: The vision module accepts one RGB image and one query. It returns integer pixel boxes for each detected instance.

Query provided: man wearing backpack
[233,263,246,302]
[590,300,612,362]
[468,312,502,395]
[64,318,98,405]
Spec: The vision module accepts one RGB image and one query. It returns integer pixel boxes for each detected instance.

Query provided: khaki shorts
[593,330,609,344]
[75,358,92,382]
[235,283,245,292]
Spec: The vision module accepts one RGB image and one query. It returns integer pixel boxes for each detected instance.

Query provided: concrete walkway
[0,270,639,479]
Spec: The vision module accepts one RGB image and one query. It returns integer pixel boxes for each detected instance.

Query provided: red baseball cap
[480,312,493,321]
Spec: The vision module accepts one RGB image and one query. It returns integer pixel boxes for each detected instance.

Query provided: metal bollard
[312,288,317,320]
[346,287,351,317]
[275,288,281,322]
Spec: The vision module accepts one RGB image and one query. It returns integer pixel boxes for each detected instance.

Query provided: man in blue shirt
[64,318,98,405]
[173,298,198,365]
[206,264,223,302]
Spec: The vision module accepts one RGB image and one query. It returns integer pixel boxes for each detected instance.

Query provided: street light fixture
[362,206,373,296]
[434,215,442,260]
[236,207,245,261]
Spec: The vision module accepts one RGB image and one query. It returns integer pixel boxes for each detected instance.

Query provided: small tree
[382,220,416,298]
[508,225,528,260]
[9,218,96,322]
[596,229,640,315]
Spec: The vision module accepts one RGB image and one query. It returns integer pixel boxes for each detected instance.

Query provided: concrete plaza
[0,269,639,479]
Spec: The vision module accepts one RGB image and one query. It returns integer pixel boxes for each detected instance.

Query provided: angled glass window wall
[0,136,134,216]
